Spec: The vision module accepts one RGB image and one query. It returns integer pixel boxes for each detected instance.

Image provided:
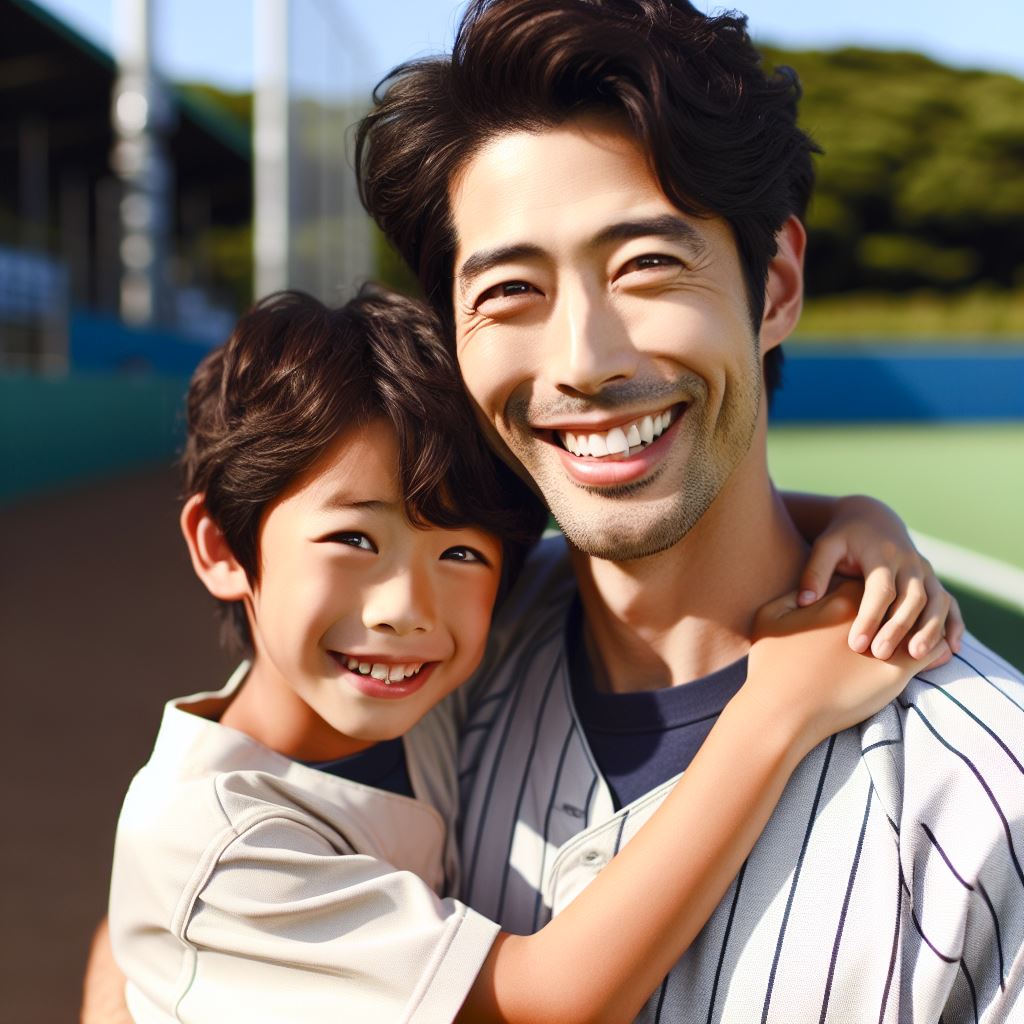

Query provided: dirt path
[1,467,234,1023]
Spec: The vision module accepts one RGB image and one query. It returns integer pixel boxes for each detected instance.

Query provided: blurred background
[1,0,1021,1019]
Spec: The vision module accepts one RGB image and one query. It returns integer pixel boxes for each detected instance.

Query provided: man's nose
[547,279,638,396]
[362,568,436,636]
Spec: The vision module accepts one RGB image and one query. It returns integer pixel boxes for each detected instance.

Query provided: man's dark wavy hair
[182,288,546,651]
[356,0,821,400]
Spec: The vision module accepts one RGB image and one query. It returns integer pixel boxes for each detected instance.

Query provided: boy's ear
[760,214,806,353]
[180,494,251,601]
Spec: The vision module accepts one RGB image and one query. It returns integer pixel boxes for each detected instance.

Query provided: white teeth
[605,426,629,456]
[342,657,427,682]
[559,407,677,460]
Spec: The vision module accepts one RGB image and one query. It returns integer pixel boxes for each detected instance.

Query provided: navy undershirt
[566,597,748,810]
[302,737,415,798]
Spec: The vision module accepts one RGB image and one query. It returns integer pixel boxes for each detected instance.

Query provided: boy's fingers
[906,577,950,660]
[847,563,897,653]
[752,590,802,634]
[869,574,928,660]
[945,594,965,654]
[891,636,950,673]
[798,534,846,605]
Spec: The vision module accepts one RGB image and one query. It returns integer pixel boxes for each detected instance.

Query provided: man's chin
[550,501,699,563]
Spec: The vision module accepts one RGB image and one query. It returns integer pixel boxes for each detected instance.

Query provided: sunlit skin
[187,421,503,761]
[450,116,811,688]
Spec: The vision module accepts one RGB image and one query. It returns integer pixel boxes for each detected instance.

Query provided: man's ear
[180,494,251,602]
[760,214,806,353]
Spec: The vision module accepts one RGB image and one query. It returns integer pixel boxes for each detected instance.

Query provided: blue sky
[37,0,1024,95]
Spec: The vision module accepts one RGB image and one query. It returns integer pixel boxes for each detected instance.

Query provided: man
[354,0,1024,1020]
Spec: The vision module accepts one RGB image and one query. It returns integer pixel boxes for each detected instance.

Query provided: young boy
[107,288,949,1023]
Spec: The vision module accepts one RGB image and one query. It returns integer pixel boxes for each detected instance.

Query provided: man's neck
[570,445,807,693]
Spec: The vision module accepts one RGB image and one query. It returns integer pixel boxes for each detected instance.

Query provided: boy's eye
[440,545,489,566]
[328,532,377,553]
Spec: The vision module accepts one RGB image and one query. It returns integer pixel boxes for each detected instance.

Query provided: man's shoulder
[859,633,1024,850]
[460,533,576,709]
[502,532,575,614]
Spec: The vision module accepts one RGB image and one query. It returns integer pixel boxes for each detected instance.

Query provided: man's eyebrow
[591,215,709,256]
[456,217,708,297]
[457,243,546,297]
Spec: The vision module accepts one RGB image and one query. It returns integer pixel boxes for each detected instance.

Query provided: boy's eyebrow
[318,496,398,514]
[456,215,708,297]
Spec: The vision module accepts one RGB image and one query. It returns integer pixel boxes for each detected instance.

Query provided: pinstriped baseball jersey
[458,538,1024,1023]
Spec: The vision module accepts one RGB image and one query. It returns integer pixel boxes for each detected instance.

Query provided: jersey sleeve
[169,812,499,1024]
[891,657,1024,1024]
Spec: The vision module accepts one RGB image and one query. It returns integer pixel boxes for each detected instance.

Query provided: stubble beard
[505,367,763,563]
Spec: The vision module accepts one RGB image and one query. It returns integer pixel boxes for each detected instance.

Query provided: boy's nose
[362,570,436,636]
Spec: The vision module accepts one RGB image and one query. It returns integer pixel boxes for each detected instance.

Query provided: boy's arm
[459,583,948,1024]
[81,920,131,1024]
[781,490,963,662]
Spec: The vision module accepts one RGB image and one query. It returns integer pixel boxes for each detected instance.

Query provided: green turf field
[768,423,1024,668]
[768,424,1024,570]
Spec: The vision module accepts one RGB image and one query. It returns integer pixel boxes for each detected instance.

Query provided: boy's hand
[745,581,949,754]
[81,920,132,1024]
[796,495,963,665]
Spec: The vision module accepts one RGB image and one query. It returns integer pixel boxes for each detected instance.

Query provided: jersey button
[582,849,605,867]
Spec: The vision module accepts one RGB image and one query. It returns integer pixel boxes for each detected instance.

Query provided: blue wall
[70,311,216,374]
[3,338,1023,503]
[771,344,1024,422]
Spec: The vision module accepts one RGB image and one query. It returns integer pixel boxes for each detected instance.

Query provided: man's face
[450,117,779,561]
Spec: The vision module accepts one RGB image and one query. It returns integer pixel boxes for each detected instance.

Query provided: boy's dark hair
[355,0,821,400]
[182,287,546,651]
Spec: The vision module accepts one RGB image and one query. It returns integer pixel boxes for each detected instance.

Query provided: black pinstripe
[706,859,749,1024]
[819,785,874,1024]
[922,821,1006,989]
[899,697,1024,888]
[494,658,562,920]
[531,722,579,930]
[761,736,836,1024]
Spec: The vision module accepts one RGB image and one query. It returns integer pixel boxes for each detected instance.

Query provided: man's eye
[476,280,538,307]
[618,254,681,275]
[328,532,377,553]
[440,545,489,565]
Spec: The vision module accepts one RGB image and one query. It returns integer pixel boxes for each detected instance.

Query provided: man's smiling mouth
[553,404,685,459]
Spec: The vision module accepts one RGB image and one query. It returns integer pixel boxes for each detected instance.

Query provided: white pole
[254,0,291,298]
[111,0,172,325]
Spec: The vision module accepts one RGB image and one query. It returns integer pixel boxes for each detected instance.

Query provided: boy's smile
[222,420,503,761]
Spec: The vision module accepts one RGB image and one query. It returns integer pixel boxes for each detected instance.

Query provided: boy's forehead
[287,420,404,512]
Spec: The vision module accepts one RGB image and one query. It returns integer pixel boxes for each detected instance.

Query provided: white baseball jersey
[458,537,1024,1023]
[110,666,498,1024]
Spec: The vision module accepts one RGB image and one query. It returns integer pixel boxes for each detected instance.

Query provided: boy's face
[240,420,503,758]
